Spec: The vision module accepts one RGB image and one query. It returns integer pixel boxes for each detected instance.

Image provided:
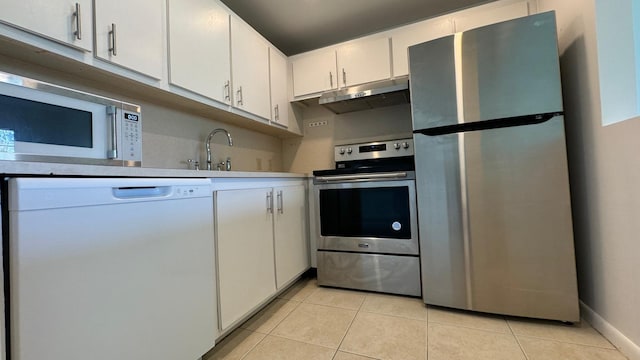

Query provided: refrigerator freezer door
[408,35,458,130]
[409,11,563,130]
[414,116,579,321]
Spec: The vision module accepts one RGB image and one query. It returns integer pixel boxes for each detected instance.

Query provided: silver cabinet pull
[108,23,117,56]
[274,104,279,121]
[106,105,118,159]
[224,81,230,102]
[276,190,283,214]
[329,72,333,87]
[73,3,82,40]
[266,191,273,213]
[236,86,243,106]
[342,68,347,86]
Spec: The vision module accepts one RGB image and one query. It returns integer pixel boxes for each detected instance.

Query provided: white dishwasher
[6,178,217,360]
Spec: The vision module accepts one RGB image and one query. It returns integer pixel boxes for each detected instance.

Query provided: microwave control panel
[122,111,142,162]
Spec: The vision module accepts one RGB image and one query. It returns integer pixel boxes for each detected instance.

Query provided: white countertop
[0,160,308,178]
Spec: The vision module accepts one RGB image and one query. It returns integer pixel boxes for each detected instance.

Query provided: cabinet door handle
[342,68,347,86]
[236,86,243,106]
[266,191,273,213]
[224,81,230,101]
[73,3,82,40]
[108,23,117,56]
[277,190,283,214]
[274,104,279,121]
[329,72,333,88]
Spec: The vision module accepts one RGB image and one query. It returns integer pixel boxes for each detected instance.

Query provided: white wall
[537,0,640,358]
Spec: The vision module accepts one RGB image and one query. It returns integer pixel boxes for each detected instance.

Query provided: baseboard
[580,301,640,360]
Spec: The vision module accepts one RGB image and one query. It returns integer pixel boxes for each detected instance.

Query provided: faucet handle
[187,159,200,170]
[225,157,232,171]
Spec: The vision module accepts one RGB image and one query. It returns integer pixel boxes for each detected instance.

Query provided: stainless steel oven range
[313,138,421,296]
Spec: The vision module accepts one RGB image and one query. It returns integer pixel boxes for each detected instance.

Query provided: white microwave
[0,71,142,166]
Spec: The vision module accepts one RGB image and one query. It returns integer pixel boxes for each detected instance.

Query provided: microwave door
[0,82,110,160]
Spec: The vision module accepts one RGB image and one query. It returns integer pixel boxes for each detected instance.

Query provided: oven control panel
[334,138,414,161]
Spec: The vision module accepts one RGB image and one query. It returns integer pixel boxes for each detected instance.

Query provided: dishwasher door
[7,178,216,360]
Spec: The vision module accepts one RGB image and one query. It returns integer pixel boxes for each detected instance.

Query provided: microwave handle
[107,105,118,159]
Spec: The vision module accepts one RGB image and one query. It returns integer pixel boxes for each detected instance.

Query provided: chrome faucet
[205,128,233,171]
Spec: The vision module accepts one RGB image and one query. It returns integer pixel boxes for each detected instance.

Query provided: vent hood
[318,77,410,114]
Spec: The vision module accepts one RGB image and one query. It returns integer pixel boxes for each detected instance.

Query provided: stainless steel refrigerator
[409,11,579,322]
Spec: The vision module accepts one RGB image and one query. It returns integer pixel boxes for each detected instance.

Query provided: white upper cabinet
[392,18,453,77]
[291,48,337,97]
[337,36,391,88]
[453,1,530,32]
[269,47,289,128]
[168,0,231,104]
[94,0,164,79]
[231,17,271,120]
[0,0,92,51]
[291,36,391,98]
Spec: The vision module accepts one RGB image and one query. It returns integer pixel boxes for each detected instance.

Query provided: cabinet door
[94,0,164,79]
[168,0,231,103]
[392,18,453,77]
[269,47,289,128]
[274,185,309,289]
[291,49,337,97]
[337,36,390,87]
[215,188,276,331]
[0,0,92,51]
[453,1,529,32]
[231,18,271,119]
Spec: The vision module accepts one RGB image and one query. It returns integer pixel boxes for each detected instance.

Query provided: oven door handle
[315,172,409,183]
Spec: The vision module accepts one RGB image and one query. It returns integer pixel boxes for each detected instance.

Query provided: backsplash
[282,103,413,173]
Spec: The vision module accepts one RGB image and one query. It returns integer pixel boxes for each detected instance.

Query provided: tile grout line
[425,315,430,360]
[427,320,516,335]
[238,279,315,360]
[330,292,369,359]
[237,302,302,360]
[506,318,531,360]
[515,334,622,351]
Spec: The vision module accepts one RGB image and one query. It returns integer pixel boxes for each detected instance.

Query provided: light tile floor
[203,277,628,360]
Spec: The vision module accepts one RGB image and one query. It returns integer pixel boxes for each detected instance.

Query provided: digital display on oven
[359,144,386,153]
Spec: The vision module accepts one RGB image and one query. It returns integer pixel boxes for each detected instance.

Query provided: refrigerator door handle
[412,112,564,136]
[457,132,474,309]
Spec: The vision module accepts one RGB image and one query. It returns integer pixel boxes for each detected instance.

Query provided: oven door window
[319,186,411,239]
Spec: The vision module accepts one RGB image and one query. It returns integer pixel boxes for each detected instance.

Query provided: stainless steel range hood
[318,76,410,114]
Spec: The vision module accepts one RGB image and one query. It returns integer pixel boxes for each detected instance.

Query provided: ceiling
[220,0,495,55]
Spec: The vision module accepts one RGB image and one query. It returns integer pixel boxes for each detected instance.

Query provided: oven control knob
[339,148,345,155]
[401,142,410,149]
[394,143,401,150]
[347,147,353,154]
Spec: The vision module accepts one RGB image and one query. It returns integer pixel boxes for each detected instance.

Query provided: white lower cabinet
[214,182,308,332]
[273,185,309,289]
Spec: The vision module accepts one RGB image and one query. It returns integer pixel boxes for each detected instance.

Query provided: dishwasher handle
[113,186,172,199]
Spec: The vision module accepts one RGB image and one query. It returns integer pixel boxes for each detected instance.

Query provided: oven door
[314,172,419,255]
